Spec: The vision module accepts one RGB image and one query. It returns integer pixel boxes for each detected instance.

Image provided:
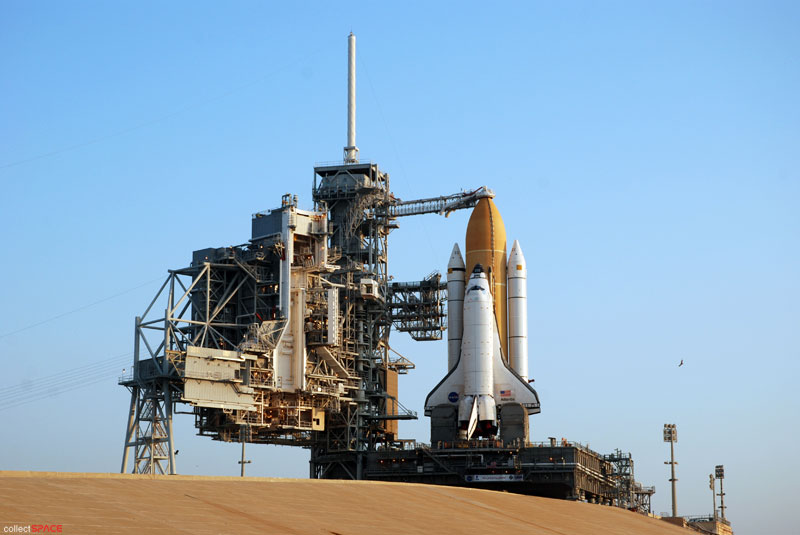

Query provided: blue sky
[1,2,798,534]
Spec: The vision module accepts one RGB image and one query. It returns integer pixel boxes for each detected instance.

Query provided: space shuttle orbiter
[425,198,540,444]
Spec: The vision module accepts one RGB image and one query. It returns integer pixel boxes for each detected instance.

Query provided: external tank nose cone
[465,198,506,272]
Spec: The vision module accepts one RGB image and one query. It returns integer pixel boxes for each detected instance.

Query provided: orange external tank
[464,197,508,361]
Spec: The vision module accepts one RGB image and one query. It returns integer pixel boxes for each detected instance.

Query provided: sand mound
[0,471,689,534]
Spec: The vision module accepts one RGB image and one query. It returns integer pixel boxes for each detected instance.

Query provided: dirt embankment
[0,471,692,535]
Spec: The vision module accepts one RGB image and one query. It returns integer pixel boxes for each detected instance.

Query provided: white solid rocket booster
[446,244,466,372]
[507,240,528,381]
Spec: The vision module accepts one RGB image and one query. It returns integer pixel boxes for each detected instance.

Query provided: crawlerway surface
[0,471,693,535]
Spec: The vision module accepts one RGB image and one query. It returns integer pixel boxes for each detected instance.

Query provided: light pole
[663,424,678,517]
[709,474,717,520]
[716,465,726,520]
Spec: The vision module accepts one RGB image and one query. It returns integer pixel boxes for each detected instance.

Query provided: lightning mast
[344,32,358,164]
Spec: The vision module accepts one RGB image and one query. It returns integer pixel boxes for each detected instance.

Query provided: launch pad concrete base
[0,471,690,535]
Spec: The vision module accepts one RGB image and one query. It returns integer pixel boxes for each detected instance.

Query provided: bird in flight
[679,359,684,367]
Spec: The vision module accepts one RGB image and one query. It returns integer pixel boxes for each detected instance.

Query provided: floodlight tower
[238,426,251,477]
[709,473,717,520]
[715,465,726,520]
[663,423,678,517]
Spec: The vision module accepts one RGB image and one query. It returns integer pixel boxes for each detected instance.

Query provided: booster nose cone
[448,243,466,271]
[508,240,526,271]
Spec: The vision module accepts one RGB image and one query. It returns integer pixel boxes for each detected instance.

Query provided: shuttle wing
[490,321,540,413]
[425,314,540,415]
[424,359,463,415]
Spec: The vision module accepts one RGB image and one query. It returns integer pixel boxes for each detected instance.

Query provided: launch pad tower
[119,168,491,477]
[119,33,493,477]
